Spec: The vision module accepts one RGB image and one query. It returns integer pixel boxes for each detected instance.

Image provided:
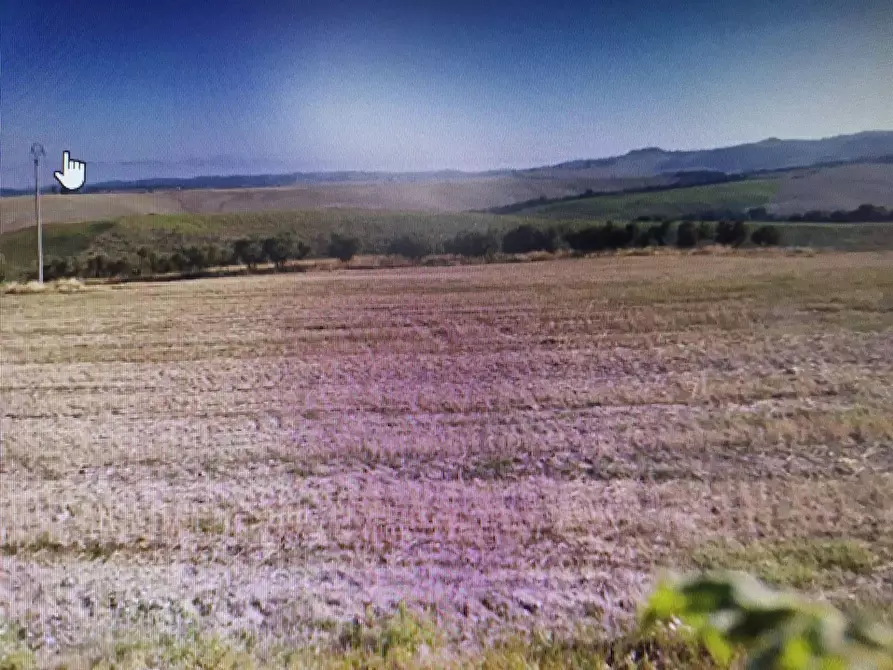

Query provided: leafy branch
[642,570,893,670]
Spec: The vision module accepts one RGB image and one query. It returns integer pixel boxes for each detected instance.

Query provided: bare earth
[1,252,892,660]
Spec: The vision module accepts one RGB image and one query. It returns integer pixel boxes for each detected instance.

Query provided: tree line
[37,233,354,281]
[514,220,779,253]
[30,221,780,282]
[679,203,893,223]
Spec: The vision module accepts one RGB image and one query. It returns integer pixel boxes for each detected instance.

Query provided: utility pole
[30,143,46,283]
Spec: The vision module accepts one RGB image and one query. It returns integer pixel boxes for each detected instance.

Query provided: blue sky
[2,0,891,186]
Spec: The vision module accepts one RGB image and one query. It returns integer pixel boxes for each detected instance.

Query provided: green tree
[502,225,557,254]
[697,222,715,244]
[716,220,749,246]
[328,233,360,262]
[564,225,607,252]
[106,257,132,277]
[169,251,189,274]
[676,221,699,248]
[751,225,782,246]
[87,254,107,278]
[444,231,499,257]
[136,246,150,274]
[262,234,310,270]
[233,238,265,271]
[386,235,432,261]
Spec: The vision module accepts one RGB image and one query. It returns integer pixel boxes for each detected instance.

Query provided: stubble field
[1,251,892,667]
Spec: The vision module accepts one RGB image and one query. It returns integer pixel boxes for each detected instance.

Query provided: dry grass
[1,251,892,666]
[0,173,644,232]
[1,278,88,295]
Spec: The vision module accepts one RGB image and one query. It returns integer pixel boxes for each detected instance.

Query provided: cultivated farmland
[1,252,892,667]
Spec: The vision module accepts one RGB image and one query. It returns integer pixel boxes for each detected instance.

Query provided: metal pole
[35,156,44,283]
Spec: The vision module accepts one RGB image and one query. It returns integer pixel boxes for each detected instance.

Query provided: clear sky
[2,0,891,186]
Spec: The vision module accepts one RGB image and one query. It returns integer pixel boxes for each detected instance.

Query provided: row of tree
[782,204,893,223]
[534,220,779,253]
[39,233,353,281]
[34,221,781,282]
[673,203,893,223]
[639,203,893,224]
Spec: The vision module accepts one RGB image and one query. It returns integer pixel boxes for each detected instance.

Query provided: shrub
[42,256,73,281]
[262,234,309,270]
[676,221,699,248]
[106,257,133,277]
[151,254,172,274]
[715,220,748,246]
[751,225,781,246]
[386,235,432,260]
[697,221,715,243]
[633,225,654,247]
[232,238,265,270]
[328,233,360,262]
[643,220,673,247]
[86,254,108,278]
[136,246,150,274]
[169,251,189,274]
[603,221,631,249]
[182,245,209,271]
[502,225,557,254]
[202,244,228,268]
[444,231,499,257]
[564,226,608,252]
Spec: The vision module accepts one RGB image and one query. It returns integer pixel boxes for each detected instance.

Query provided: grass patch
[11,608,731,670]
[692,539,881,589]
[0,210,536,279]
[0,620,35,670]
[4,205,893,281]
[520,180,780,220]
[0,534,155,561]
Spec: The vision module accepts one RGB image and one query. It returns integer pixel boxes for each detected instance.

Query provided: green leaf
[779,636,813,670]
[702,626,734,665]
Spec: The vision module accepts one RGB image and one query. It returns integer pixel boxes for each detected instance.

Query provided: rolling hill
[3,208,893,281]
[505,163,893,220]
[534,131,893,177]
[2,131,891,234]
[0,174,682,233]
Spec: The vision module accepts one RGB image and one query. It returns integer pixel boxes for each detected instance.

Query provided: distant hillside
[3,130,891,197]
[516,180,782,220]
[536,131,893,178]
[3,131,891,231]
[0,169,513,197]
[504,163,893,220]
[0,174,678,232]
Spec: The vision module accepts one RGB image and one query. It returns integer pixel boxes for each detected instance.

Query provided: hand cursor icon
[54,151,87,191]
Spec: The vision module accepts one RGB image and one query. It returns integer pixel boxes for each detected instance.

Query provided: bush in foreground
[644,571,893,669]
